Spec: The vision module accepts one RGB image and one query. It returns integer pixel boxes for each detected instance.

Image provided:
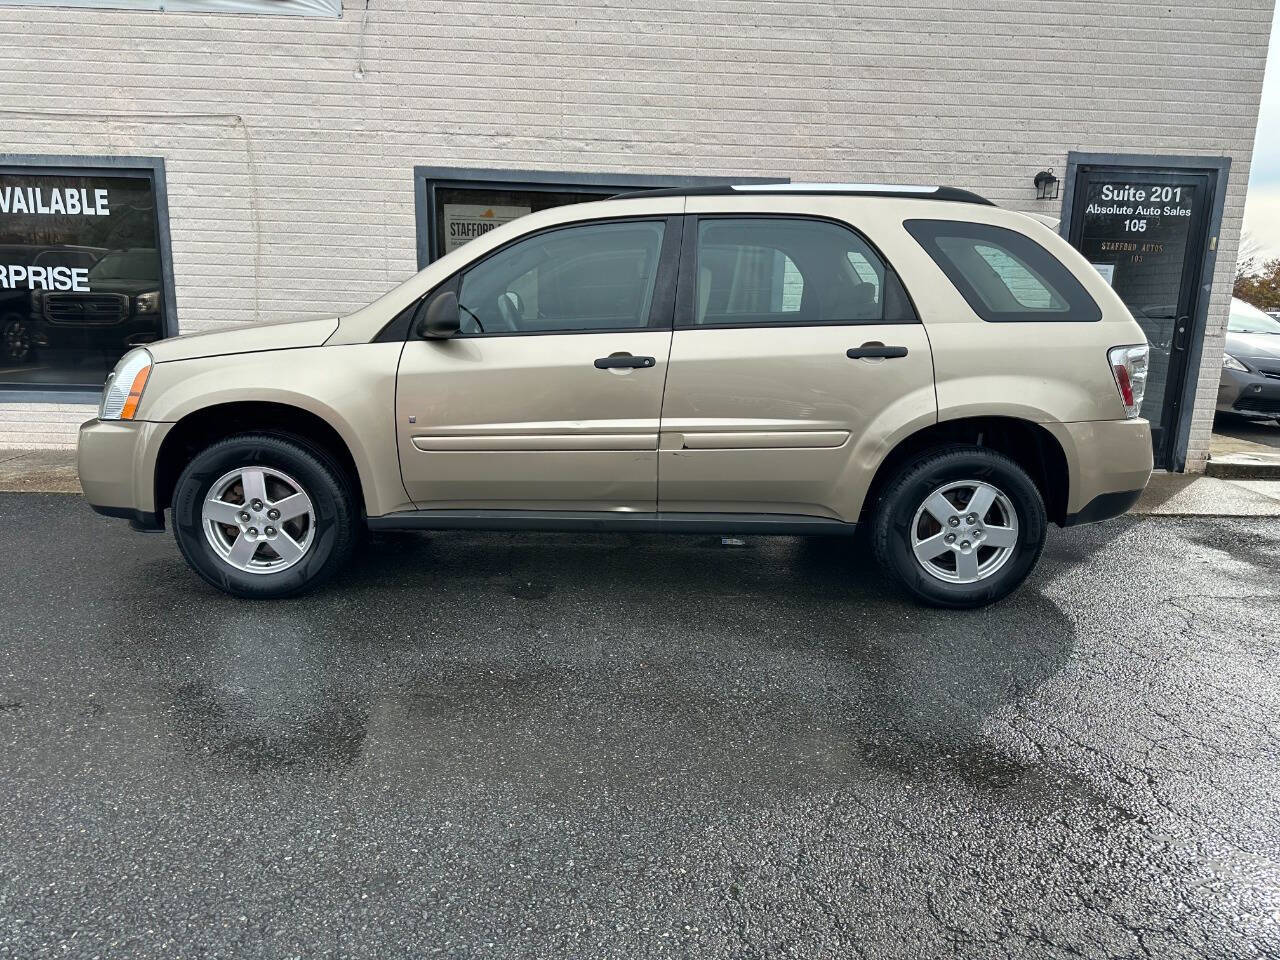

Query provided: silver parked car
[1218,297,1280,421]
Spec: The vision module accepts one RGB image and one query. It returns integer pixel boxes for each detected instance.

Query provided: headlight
[99,348,153,421]
[133,290,161,314]
[1223,353,1248,372]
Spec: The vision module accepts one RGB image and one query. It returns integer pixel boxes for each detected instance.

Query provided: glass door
[1067,167,1215,468]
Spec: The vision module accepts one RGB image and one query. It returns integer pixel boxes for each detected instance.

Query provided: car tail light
[1108,344,1148,419]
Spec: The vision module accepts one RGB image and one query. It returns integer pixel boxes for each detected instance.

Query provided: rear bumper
[77,417,170,529]
[1044,418,1153,526]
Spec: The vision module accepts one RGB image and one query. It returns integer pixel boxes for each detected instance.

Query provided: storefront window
[0,165,172,389]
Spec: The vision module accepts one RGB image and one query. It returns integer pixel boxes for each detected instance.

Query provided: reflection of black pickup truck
[28,248,165,359]
[0,244,104,362]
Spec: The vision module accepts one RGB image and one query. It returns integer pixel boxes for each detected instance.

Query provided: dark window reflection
[0,173,167,387]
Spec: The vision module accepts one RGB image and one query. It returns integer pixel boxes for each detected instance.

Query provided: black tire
[1,313,34,363]
[871,445,1047,609]
[172,433,357,598]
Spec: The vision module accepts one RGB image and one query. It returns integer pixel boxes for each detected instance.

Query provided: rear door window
[684,217,916,327]
[904,220,1101,322]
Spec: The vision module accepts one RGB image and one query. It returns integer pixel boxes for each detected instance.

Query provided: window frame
[413,167,784,268]
[0,153,178,402]
[904,218,1102,324]
[674,213,920,331]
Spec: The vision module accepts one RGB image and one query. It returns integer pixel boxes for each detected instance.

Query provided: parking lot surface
[1,492,1278,959]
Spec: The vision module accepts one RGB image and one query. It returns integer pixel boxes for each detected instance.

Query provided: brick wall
[0,0,1273,464]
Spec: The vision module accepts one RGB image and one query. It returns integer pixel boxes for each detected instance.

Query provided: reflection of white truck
[0,244,105,362]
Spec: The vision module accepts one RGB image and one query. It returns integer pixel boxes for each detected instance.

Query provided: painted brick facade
[0,0,1273,463]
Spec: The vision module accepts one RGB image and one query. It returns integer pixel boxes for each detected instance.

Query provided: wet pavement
[1,492,1278,959]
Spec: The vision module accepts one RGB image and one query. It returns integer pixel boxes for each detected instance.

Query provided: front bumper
[1043,418,1153,526]
[1217,366,1280,417]
[77,417,171,529]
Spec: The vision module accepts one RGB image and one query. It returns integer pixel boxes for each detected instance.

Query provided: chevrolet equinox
[77,184,1153,608]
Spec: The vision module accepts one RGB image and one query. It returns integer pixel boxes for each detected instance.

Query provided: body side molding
[367,509,857,536]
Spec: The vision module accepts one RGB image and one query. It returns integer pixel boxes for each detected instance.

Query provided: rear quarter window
[904,219,1101,323]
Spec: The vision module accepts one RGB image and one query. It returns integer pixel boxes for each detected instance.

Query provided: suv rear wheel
[871,445,1046,608]
[171,434,357,598]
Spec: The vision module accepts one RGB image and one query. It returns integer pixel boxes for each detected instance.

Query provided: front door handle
[847,343,908,360]
[594,354,656,369]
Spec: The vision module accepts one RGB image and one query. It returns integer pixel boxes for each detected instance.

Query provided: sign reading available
[0,183,115,292]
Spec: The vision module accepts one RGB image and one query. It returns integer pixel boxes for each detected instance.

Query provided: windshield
[88,249,161,283]
[1228,297,1280,335]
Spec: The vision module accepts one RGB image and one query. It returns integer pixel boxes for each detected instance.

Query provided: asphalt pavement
[1,492,1278,959]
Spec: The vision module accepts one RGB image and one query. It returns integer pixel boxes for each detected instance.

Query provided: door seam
[655,209,686,512]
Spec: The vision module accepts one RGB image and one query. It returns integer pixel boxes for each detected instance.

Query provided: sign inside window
[442,204,531,255]
[0,172,166,388]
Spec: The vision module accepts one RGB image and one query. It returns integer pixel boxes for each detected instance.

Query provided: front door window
[456,220,667,335]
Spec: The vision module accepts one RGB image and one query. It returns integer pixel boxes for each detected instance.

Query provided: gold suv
[77,185,1153,607]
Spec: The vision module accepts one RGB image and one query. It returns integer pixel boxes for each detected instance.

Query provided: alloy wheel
[2,318,30,363]
[202,466,316,574]
[910,480,1019,584]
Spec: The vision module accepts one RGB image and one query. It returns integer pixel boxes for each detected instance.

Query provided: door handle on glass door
[1173,317,1188,351]
[594,354,656,369]
[847,343,908,360]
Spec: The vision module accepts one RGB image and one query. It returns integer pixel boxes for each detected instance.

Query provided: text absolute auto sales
[0,185,110,292]
[1085,183,1193,219]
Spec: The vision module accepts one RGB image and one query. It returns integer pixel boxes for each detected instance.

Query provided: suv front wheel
[171,434,357,598]
[871,445,1047,608]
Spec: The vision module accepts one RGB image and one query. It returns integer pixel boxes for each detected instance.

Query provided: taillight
[1107,344,1148,419]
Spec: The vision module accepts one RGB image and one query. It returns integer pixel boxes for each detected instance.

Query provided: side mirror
[415,289,460,340]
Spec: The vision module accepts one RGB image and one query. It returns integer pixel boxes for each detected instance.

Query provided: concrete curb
[1205,454,1280,480]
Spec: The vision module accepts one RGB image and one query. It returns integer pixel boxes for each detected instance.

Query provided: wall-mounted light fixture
[1034,169,1060,201]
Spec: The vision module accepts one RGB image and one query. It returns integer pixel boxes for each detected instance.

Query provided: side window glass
[970,244,1062,309]
[457,220,665,335]
[691,218,911,326]
[905,219,1101,322]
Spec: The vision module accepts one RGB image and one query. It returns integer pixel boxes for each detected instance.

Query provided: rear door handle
[847,344,908,359]
[594,354,656,369]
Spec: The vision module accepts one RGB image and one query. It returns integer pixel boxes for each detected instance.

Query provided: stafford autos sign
[442,203,531,255]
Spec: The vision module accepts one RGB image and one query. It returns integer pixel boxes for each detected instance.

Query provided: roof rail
[613,182,994,206]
